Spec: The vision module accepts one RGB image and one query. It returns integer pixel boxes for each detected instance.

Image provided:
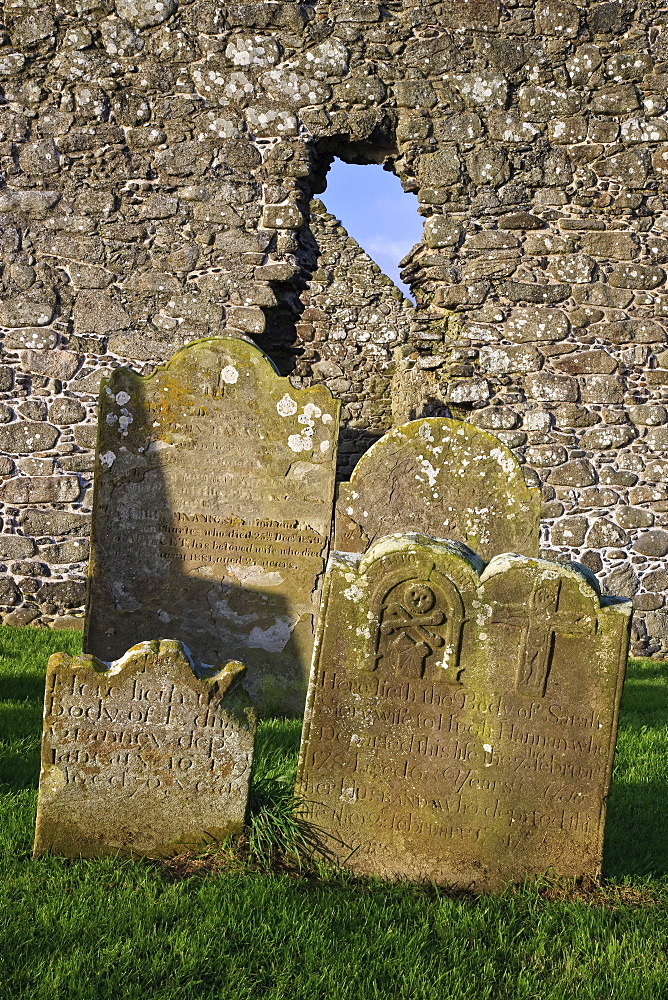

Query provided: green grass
[1,625,667,999]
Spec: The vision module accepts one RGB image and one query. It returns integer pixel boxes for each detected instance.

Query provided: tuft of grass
[246,718,338,871]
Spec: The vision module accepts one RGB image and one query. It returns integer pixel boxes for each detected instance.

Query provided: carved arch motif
[369,564,465,683]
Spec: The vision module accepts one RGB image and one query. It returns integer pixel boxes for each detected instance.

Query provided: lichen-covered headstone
[296,535,631,889]
[34,639,255,859]
[85,337,340,716]
[335,418,539,561]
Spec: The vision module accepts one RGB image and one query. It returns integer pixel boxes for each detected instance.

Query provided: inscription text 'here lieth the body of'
[34,639,256,859]
[85,337,340,717]
[296,535,632,890]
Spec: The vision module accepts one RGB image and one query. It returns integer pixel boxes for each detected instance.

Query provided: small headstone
[34,639,255,859]
[296,535,632,889]
[335,418,540,561]
[85,337,340,715]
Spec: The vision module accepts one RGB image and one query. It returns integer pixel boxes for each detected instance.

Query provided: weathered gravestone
[296,535,632,889]
[85,337,340,716]
[335,418,540,561]
[34,639,255,859]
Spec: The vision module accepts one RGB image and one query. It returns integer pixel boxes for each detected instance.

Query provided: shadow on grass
[0,702,41,742]
[602,663,668,879]
[0,738,40,793]
[603,780,668,879]
[0,672,47,705]
[618,683,668,728]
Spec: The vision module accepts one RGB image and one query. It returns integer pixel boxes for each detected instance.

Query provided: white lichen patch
[288,432,313,453]
[276,393,298,417]
[220,365,239,384]
[247,616,295,652]
[418,421,435,443]
[489,446,517,476]
[100,450,116,468]
[118,411,133,434]
[301,402,322,421]
[419,458,439,489]
[228,563,284,588]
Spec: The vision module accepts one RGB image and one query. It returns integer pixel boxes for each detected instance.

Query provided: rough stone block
[19,350,81,381]
[550,516,588,546]
[535,0,580,37]
[546,255,595,284]
[506,308,569,343]
[548,459,596,487]
[478,345,542,375]
[591,84,640,114]
[0,534,36,559]
[0,475,80,504]
[519,86,581,120]
[0,421,60,455]
[296,537,631,889]
[525,372,578,403]
[580,377,625,404]
[580,425,636,450]
[34,640,254,859]
[5,327,58,350]
[633,530,668,557]
[608,264,665,290]
[598,320,666,344]
[261,204,305,229]
[595,149,649,188]
[586,518,629,548]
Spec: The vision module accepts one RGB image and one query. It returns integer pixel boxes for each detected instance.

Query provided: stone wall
[0,203,410,628]
[1,0,668,655]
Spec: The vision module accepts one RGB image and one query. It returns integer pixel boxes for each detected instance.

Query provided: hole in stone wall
[319,159,423,301]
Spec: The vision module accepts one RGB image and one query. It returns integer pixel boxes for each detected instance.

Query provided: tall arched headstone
[85,337,340,716]
[335,418,540,561]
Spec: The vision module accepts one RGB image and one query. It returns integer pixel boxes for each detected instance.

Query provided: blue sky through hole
[320,160,423,300]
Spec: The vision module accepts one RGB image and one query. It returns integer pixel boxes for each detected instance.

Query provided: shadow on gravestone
[33,639,255,859]
[84,337,340,717]
[296,534,632,890]
[335,418,540,562]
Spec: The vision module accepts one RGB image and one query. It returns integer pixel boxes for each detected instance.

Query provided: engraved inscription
[86,338,340,715]
[159,515,326,574]
[34,641,256,859]
[296,540,632,888]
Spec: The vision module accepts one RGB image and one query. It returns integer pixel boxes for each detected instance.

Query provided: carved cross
[489,578,597,697]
